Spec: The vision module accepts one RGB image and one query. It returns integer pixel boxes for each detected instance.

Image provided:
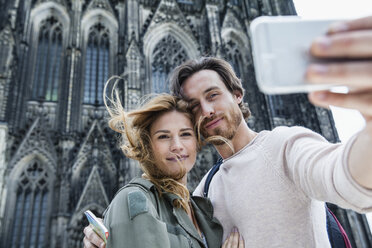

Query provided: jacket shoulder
[104,178,159,220]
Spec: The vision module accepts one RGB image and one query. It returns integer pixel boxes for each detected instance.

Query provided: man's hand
[83,222,106,248]
[307,15,372,119]
[307,16,372,189]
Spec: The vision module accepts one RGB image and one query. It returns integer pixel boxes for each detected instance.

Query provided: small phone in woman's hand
[84,210,109,244]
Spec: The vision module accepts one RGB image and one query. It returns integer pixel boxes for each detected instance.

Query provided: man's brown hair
[169,57,251,119]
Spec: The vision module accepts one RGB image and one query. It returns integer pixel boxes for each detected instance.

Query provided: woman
[95,91,243,248]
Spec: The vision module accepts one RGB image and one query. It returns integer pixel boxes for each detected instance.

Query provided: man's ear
[233,90,243,104]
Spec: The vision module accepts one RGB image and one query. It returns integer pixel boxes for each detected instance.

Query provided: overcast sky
[293,0,372,19]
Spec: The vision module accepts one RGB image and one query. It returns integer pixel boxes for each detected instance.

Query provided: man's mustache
[199,114,224,129]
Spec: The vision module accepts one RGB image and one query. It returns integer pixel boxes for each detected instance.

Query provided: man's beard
[200,108,242,146]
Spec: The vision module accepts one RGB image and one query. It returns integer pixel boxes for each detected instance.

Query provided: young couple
[84,16,372,248]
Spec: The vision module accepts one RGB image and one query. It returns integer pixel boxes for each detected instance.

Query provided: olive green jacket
[103,177,223,248]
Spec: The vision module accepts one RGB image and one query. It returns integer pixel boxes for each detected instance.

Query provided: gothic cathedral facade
[0,0,371,247]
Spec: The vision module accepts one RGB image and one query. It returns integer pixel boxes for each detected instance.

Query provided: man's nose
[201,102,214,118]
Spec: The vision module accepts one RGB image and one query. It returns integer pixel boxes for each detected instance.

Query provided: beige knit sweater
[194,126,372,248]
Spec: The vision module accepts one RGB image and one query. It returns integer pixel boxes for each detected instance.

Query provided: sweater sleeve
[104,187,171,248]
[267,126,372,213]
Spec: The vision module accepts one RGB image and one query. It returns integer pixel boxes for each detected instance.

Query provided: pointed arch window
[32,16,63,102]
[151,35,188,93]
[84,23,110,105]
[225,39,243,78]
[7,161,51,248]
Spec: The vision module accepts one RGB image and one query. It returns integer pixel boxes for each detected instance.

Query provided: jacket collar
[192,196,223,248]
[170,198,207,245]
[128,177,155,191]
[129,177,217,247]
[130,177,184,205]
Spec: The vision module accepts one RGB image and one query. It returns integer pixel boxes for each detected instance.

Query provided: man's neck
[215,120,257,159]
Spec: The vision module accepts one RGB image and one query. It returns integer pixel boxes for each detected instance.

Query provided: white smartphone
[84,210,109,243]
[250,16,345,94]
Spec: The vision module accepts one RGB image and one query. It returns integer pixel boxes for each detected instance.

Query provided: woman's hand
[222,227,244,248]
[83,221,106,248]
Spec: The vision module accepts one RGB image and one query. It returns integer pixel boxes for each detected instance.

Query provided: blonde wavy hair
[104,77,200,211]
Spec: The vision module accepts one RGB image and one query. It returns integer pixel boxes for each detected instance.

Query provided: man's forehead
[181,79,225,102]
[179,85,191,101]
[180,84,221,102]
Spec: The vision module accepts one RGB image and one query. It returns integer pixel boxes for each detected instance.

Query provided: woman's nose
[170,137,184,152]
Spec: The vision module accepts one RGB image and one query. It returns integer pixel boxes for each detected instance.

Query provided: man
[84,16,372,247]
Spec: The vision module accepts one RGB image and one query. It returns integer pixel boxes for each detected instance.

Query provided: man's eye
[208,93,218,99]
[190,103,199,111]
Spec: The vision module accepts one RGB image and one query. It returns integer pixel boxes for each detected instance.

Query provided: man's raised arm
[307,15,372,189]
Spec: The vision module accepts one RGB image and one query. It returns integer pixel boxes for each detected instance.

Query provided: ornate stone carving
[71,120,116,177]
[8,118,57,172]
[151,35,188,93]
[222,9,244,31]
[75,166,109,212]
[86,0,114,14]
[0,25,14,75]
[145,0,196,44]
[34,0,68,7]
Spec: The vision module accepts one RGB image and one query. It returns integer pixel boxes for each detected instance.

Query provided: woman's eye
[158,135,169,139]
[181,132,193,137]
